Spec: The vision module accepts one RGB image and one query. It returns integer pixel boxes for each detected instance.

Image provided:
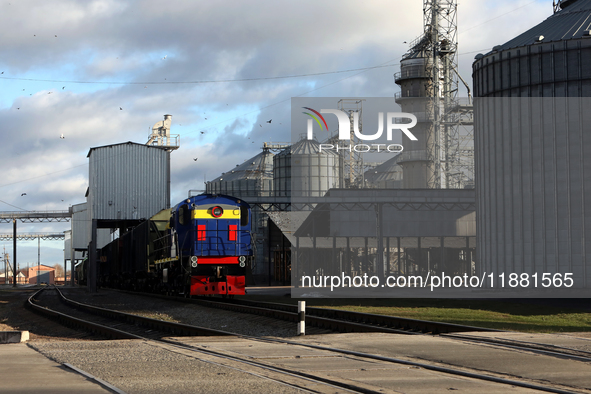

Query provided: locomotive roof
[174,193,249,208]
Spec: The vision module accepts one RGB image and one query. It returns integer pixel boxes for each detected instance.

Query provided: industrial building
[472,0,591,290]
[61,1,591,295]
[66,116,179,290]
[204,0,478,289]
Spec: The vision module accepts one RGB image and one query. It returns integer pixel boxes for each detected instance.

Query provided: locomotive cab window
[240,205,249,226]
[178,204,191,226]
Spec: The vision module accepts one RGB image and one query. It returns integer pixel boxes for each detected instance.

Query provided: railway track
[27,287,588,394]
[189,296,591,366]
[110,289,499,335]
[188,296,501,335]
[28,287,234,340]
[61,287,591,365]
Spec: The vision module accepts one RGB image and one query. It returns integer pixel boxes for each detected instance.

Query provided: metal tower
[338,99,365,189]
[146,114,180,151]
[395,0,473,189]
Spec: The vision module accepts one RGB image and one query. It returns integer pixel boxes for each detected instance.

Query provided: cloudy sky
[0,0,550,269]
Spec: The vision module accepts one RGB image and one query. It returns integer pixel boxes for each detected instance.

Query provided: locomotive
[95,194,253,296]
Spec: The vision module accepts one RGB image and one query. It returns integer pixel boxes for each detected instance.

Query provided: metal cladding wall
[87,142,170,221]
[473,39,591,97]
[473,0,591,98]
[71,202,110,250]
[472,1,591,289]
[474,98,591,286]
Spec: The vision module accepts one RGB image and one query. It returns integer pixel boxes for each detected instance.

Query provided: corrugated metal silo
[274,138,343,198]
[206,150,274,198]
[472,0,591,288]
[363,155,403,189]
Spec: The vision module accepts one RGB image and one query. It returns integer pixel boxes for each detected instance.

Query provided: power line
[0,64,398,86]
[460,0,539,35]
[0,57,400,191]
[183,57,401,137]
[0,199,29,211]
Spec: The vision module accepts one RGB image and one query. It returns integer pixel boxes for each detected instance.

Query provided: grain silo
[363,155,403,189]
[273,138,343,198]
[206,149,274,198]
[472,0,591,289]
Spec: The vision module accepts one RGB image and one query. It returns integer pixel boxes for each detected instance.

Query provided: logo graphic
[304,108,418,142]
[302,107,417,153]
[302,107,328,131]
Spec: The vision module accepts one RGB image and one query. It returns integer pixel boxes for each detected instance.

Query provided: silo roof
[364,155,403,183]
[210,150,274,182]
[491,0,591,52]
[277,139,339,156]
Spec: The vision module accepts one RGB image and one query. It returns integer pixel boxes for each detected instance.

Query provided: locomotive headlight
[239,262,246,268]
[239,256,246,262]
[211,206,223,218]
[190,256,198,268]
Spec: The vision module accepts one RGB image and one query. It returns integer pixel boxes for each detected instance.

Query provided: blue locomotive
[96,194,253,296]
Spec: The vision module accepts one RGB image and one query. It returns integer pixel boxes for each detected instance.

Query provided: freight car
[96,194,253,296]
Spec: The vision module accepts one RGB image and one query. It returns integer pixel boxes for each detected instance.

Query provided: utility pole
[12,220,16,287]
[38,235,41,285]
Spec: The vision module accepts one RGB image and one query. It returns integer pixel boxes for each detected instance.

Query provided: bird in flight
[267,119,272,123]
[21,193,26,196]
[200,131,205,134]
[193,158,198,161]
[60,134,65,139]
[119,107,123,110]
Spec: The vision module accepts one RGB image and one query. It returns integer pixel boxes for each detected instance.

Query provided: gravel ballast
[30,340,305,394]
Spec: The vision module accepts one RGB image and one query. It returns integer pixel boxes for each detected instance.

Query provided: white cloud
[0,0,555,265]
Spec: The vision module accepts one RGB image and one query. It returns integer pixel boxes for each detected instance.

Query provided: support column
[268,217,272,286]
[89,219,97,293]
[376,203,384,278]
[12,220,16,287]
[397,237,402,275]
[70,247,75,286]
[38,236,41,285]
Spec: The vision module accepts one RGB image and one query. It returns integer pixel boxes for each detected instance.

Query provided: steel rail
[252,336,583,394]
[29,288,583,394]
[27,288,141,340]
[442,333,591,363]
[53,286,235,337]
[27,288,375,394]
[114,289,497,335]
[181,295,499,334]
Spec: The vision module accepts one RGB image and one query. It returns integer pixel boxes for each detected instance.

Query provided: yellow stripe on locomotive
[191,205,241,220]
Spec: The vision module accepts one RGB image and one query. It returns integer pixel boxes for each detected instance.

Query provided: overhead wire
[0,58,399,191]
[0,64,398,86]
[459,0,539,35]
[0,1,542,195]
